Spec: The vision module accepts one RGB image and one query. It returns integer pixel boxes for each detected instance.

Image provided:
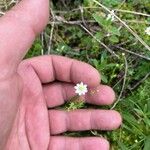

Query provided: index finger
[18,55,101,87]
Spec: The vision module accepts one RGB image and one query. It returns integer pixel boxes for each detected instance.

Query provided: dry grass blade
[115,9,150,17]
[93,0,150,52]
[111,55,128,109]
[51,15,119,58]
[80,24,119,58]
[129,72,150,91]
[114,46,150,61]
[48,8,55,55]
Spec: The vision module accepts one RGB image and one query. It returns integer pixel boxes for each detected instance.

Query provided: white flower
[106,10,115,22]
[74,82,88,96]
[145,27,150,35]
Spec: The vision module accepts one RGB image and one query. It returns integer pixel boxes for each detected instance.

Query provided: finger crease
[69,61,74,82]
[90,111,93,129]
[61,84,67,103]
[78,138,81,150]
[51,57,57,81]
[65,112,70,131]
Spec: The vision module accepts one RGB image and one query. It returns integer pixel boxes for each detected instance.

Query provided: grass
[1,0,150,149]
[108,78,150,149]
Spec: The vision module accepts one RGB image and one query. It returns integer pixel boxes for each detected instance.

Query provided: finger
[19,55,100,86]
[49,136,109,150]
[49,110,122,134]
[0,0,49,78]
[43,83,115,108]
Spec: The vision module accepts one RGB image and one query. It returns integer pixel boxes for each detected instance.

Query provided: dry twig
[51,16,119,58]
[111,55,128,109]
[129,72,150,91]
[80,24,119,58]
[93,0,150,52]
[114,45,150,61]
[48,8,55,55]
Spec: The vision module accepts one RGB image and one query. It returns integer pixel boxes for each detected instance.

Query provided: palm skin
[6,59,50,149]
[0,0,122,150]
[4,56,121,150]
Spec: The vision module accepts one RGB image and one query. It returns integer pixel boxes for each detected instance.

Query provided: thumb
[0,0,49,79]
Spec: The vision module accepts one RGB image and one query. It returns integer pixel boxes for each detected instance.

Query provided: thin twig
[48,8,55,55]
[111,55,128,109]
[93,0,150,52]
[129,72,150,91]
[8,0,18,6]
[117,0,126,9]
[116,40,130,47]
[124,20,150,24]
[54,7,150,17]
[79,24,119,58]
[41,31,44,55]
[0,11,5,15]
[114,45,150,61]
[49,20,96,24]
[50,19,150,25]
[79,6,87,28]
[53,16,119,58]
[113,77,124,88]
[48,23,54,54]
[115,9,150,17]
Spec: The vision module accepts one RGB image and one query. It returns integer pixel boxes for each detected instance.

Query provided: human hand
[0,0,122,149]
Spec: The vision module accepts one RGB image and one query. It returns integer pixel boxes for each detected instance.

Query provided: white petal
[82,92,86,95]
[80,82,84,86]
[111,10,115,13]
[74,86,79,90]
[145,27,150,35]
[106,14,111,20]
[75,89,80,93]
[78,92,82,96]
[85,89,88,92]
[84,84,87,88]
[76,84,80,87]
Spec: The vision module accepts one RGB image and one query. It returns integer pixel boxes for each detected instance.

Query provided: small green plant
[65,98,85,111]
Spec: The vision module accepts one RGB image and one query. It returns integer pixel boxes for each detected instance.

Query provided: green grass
[108,78,150,150]
[1,0,150,149]
[29,1,150,149]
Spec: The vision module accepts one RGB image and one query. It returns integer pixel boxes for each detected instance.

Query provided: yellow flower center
[79,86,84,91]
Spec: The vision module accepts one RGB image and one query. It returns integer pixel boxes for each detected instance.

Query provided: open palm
[0,0,122,150]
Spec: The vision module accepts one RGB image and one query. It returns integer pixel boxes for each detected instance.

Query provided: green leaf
[102,0,122,7]
[134,108,144,116]
[101,74,108,83]
[144,136,150,150]
[92,59,99,68]
[109,35,119,43]
[95,32,104,40]
[93,14,110,27]
[148,101,150,113]
[117,141,128,150]
[123,113,144,135]
[83,0,94,7]
[107,26,121,36]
